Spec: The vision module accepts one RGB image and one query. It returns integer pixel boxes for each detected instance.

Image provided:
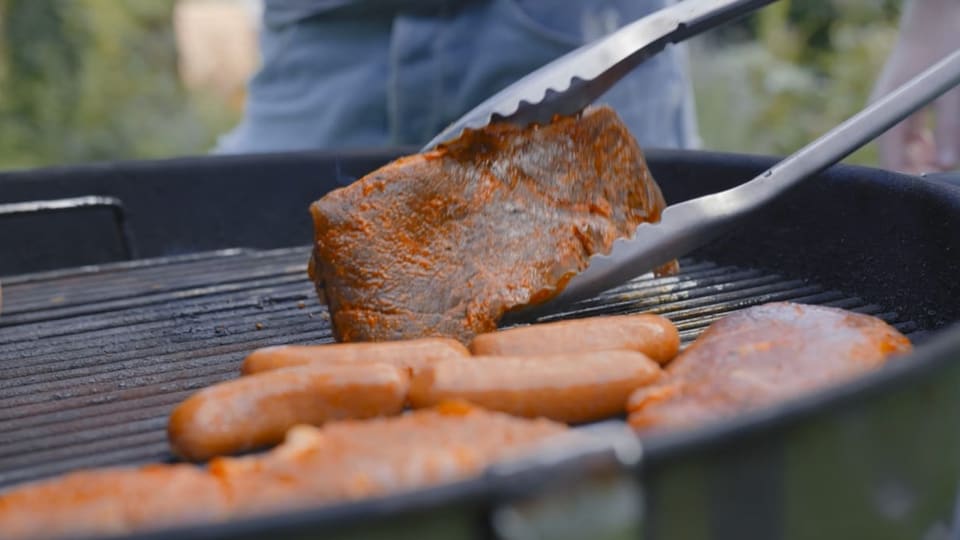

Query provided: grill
[0,246,922,490]
[1,148,960,539]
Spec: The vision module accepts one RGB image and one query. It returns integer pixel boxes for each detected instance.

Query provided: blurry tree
[690,0,904,166]
[0,0,237,169]
[0,0,915,169]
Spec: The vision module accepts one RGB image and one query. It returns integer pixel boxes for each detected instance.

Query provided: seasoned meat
[0,403,567,540]
[627,302,913,432]
[308,106,671,343]
[408,351,662,423]
[0,464,229,540]
[241,337,470,375]
[469,313,680,364]
[169,363,409,461]
[216,402,568,514]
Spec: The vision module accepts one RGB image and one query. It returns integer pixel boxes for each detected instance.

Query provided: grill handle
[0,196,137,260]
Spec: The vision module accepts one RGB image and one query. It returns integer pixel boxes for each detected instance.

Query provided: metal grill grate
[0,247,919,490]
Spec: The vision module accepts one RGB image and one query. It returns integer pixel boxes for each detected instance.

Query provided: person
[214,0,700,154]
[871,0,960,175]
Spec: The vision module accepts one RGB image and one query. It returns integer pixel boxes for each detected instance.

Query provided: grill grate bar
[0,249,917,490]
[3,249,310,314]
[0,304,331,376]
[0,442,171,488]
[0,275,310,329]
[0,417,168,460]
[0,393,196,444]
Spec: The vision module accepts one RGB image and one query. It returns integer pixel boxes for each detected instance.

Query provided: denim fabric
[216,0,700,153]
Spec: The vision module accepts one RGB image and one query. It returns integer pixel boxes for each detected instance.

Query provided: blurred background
[0,0,901,171]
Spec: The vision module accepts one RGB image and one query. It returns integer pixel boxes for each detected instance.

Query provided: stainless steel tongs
[423,0,960,316]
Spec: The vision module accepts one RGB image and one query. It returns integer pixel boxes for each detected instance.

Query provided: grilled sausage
[241,337,470,375]
[168,363,408,461]
[0,464,228,540]
[408,351,662,423]
[213,402,569,514]
[469,314,680,364]
[0,405,567,540]
[627,302,913,432]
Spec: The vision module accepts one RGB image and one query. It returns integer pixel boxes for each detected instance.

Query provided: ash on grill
[0,246,918,489]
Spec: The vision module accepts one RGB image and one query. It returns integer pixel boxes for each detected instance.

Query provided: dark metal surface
[0,196,136,276]
[0,148,412,275]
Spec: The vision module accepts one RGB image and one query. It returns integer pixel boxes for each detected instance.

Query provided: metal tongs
[422,0,960,316]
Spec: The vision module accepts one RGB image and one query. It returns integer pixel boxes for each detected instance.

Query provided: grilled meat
[168,362,409,461]
[0,403,567,540]
[627,302,913,432]
[308,105,671,343]
[215,402,567,514]
[0,464,229,540]
[408,350,662,423]
[241,337,470,375]
[468,313,680,364]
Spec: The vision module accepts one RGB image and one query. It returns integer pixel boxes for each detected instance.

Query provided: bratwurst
[469,313,679,364]
[169,363,408,461]
[409,351,662,423]
[241,337,469,375]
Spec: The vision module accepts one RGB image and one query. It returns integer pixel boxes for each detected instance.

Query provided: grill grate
[0,247,919,489]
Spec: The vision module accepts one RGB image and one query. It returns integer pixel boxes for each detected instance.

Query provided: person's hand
[871,0,960,175]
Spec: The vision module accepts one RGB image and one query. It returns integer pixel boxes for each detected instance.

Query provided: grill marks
[0,247,916,489]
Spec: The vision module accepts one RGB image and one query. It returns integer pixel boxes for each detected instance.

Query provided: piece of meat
[241,337,470,376]
[408,351,661,423]
[627,302,913,432]
[0,464,229,540]
[168,363,408,461]
[0,404,568,540]
[213,401,569,515]
[308,105,673,343]
[469,313,680,364]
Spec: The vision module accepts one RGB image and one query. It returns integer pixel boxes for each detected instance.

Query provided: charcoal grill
[2,149,960,539]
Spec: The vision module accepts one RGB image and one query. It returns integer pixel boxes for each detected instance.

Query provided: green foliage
[0,0,237,169]
[0,1,909,169]
[691,0,902,166]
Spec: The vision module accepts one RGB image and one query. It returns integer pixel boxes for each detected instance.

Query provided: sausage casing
[241,337,469,375]
[408,351,661,423]
[168,362,408,461]
[469,314,679,364]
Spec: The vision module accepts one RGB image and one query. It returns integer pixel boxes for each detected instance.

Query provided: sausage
[168,363,408,461]
[408,351,662,423]
[241,337,470,375]
[469,314,680,364]
[0,464,228,540]
[0,404,567,540]
[213,403,569,514]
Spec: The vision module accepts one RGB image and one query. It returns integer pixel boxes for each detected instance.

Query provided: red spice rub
[628,302,913,432]
[308,106,671,342]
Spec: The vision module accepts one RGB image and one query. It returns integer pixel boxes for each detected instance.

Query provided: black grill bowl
[1,149,960,539]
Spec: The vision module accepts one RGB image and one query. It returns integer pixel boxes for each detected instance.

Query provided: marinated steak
[309,106,671,343]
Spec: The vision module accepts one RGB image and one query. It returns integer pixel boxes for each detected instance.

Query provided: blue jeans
[215,0,700,153]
